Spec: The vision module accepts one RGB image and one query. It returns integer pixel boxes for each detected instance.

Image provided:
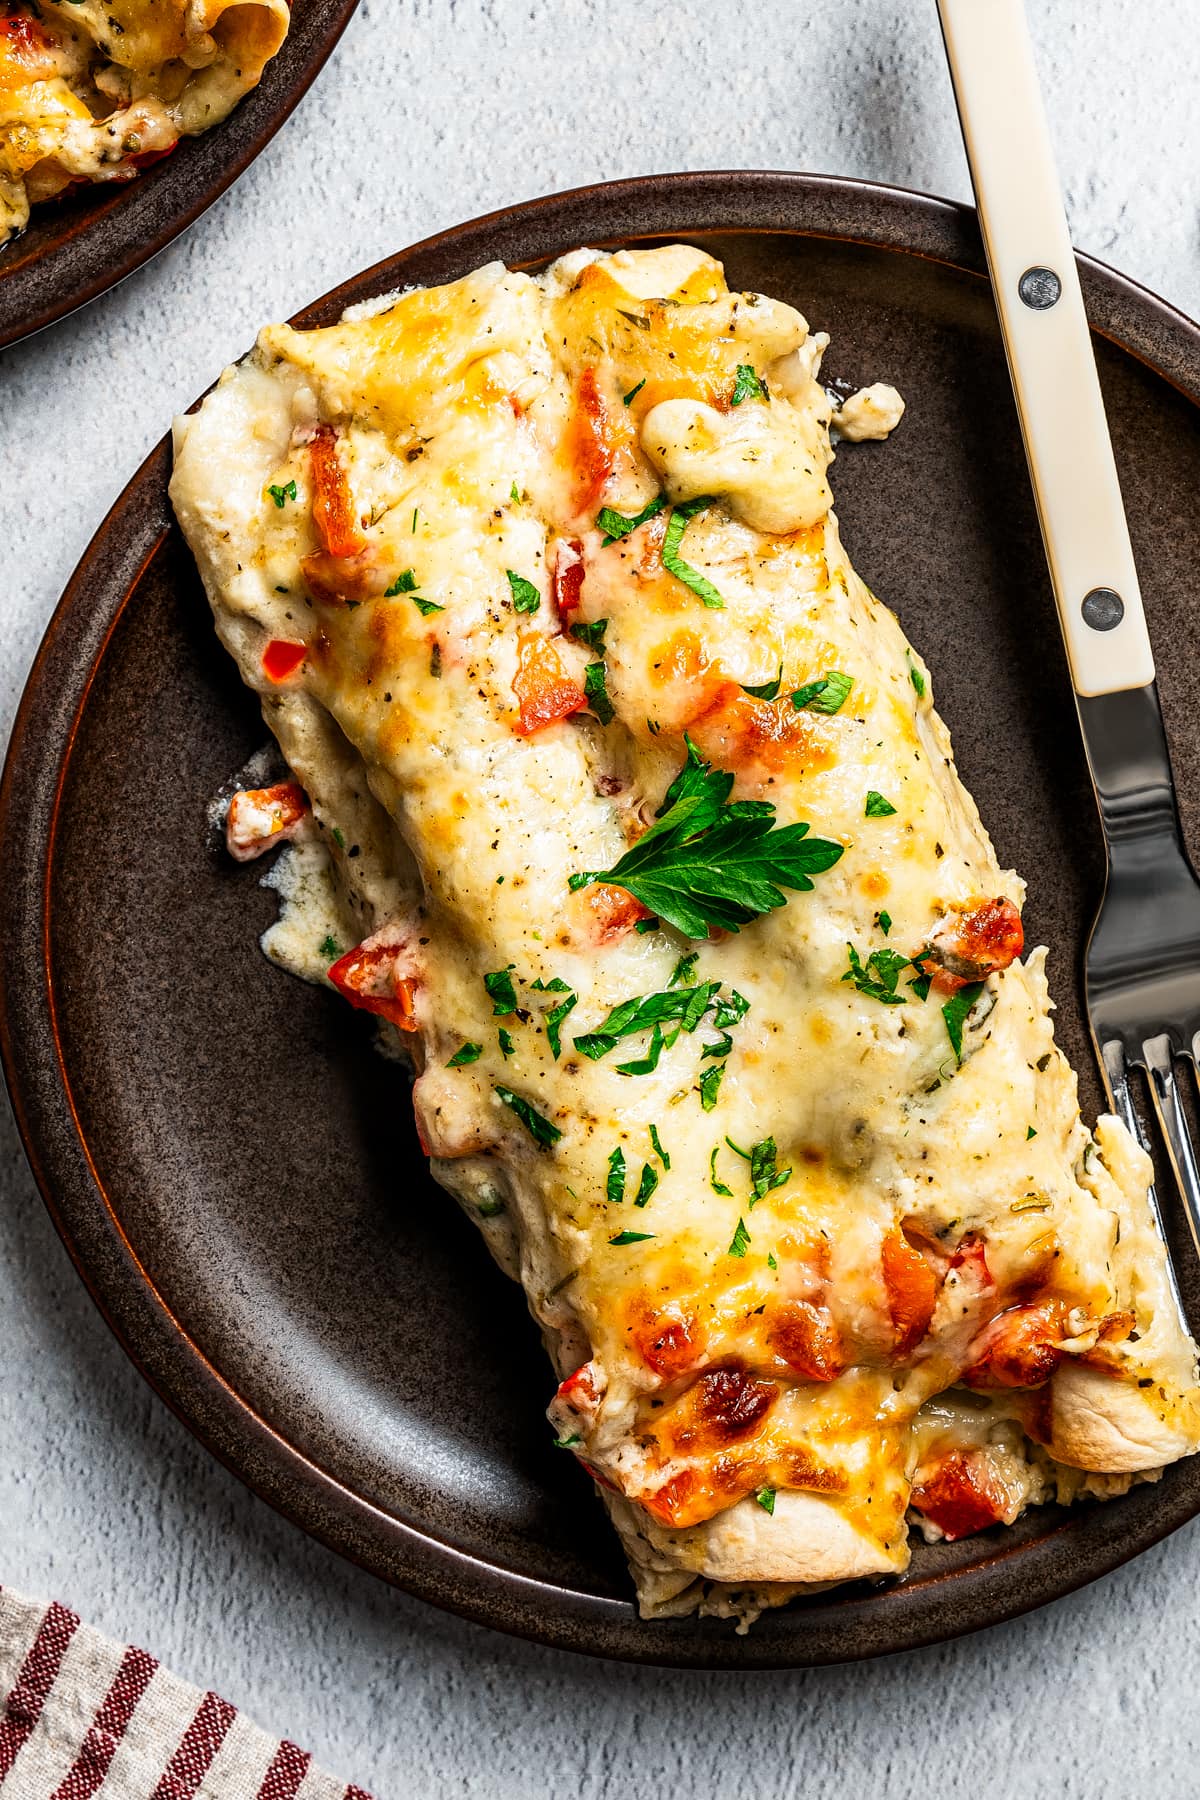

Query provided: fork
[937,0,1200,1290]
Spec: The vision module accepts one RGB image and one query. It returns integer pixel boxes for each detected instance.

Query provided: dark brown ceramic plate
[4,172,1200,1668]
[0,0,359,352]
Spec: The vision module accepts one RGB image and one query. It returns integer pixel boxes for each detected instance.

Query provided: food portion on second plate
[170,243,1200,1628]
[0,0,289,244]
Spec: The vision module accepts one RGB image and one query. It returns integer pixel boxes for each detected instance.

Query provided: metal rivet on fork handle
[1018,265,1062,309]
[1082,586,1125,631]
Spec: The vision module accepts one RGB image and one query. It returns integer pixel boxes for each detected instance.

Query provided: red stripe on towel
[150,1691,237,1799]
[0,1601,80,1779]
[256,1739,311,1799]
[50,1643,158,1799]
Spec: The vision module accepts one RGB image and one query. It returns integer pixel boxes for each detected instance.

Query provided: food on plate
[170,243,1200,1627]
[0,0,289,243]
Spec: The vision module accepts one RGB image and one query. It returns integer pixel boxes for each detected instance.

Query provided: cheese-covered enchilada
[171,245,1200,1625]
[1,0,289,242]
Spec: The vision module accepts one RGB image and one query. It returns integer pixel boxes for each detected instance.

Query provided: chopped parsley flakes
[494,1085,561,1147]
[709,1147,733,1196]
[484,967,519,1016]
[385,569,419,596]
[267,480,297,508]
[569,618,608,650]
[606,1146,627,1204]
[865,790,897,818]
[741,666,783,700]
[544,992,577,1059]
[662,496,724,608]
[755,1486,777,1514]
[728,1216,751,1258]
[791,671,854,714]
[943,982,986,1063]
[648,1124,670,1169]
[506,569,541,613]
[622,378,646,406]
[843,943,910,1005]
[597,495,666,544]
[730,364,768,405]
[447,1041,483,1068]
[634,1163,659,1208]
[609,1230,655,1246]
[584,659,614,724]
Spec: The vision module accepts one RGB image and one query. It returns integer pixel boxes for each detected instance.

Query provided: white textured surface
[3,3,1200,1793]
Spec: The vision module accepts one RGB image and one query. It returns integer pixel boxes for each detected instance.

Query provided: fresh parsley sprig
[569,739,843,939]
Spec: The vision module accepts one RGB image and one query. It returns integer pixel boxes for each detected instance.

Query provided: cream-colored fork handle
[937,0,1154,696]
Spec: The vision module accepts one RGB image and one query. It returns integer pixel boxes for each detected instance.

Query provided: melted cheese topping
[0,0,288,242]
[171,246,1200,1625]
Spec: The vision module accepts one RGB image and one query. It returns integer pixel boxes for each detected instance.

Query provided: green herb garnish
[584,660,615,725]
[484,967,519,1016]
[843,944,910,1006]
[741,666,784,701]
[597,494,666,544]
[494,1085,562,1147]
[412,596,444,616]
[554,1432,581,1448]
[699,1062,726,1112]
[755,1486,776,1514]
[908,970,933,1002]
[569,740,842,938]
[943,981,986,1063]
[748,1137,791,1205]
[710,1147,733,1195]
[448,1041,483,1068]
[791,671,854,714]
[909,656,926,698]
[610,1230,655,1246]
[267,480,297,508]
[731,364,768,405]
[878,910,893,937]
[1026,1126,1037,1140]
[319,935,340,959]
[865,790,897,818]
[544,993,577,1059]
[622,378,646,406]
[506,570,541,613]
[498,1027,516,1058]
[648,1124,670,1169]
[615,1022,667,1076]
[669,952,699,988]
[662,496,724,608]
[385,569,419,596]
[569,619,608,650]
[573,979,719,1060]
[728,1216,751,1258]
[634,1163,659,1208]
[607,1145,626,1203]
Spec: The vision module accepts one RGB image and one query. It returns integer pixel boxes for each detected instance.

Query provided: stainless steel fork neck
[1076,684,1182,851]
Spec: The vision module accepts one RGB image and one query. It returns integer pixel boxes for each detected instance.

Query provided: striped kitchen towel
[0,1589,373,1800]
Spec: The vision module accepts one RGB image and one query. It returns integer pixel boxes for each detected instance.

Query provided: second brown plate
[0,0,359,352]
[4,172,1200,1667]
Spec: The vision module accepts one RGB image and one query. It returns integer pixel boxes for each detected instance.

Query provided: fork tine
[1102,1037,1188,1325]
[1143,1034,1200,1264]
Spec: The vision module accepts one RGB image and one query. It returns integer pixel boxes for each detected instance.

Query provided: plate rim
[0,0,361,353]
[5,169,1200,1668]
